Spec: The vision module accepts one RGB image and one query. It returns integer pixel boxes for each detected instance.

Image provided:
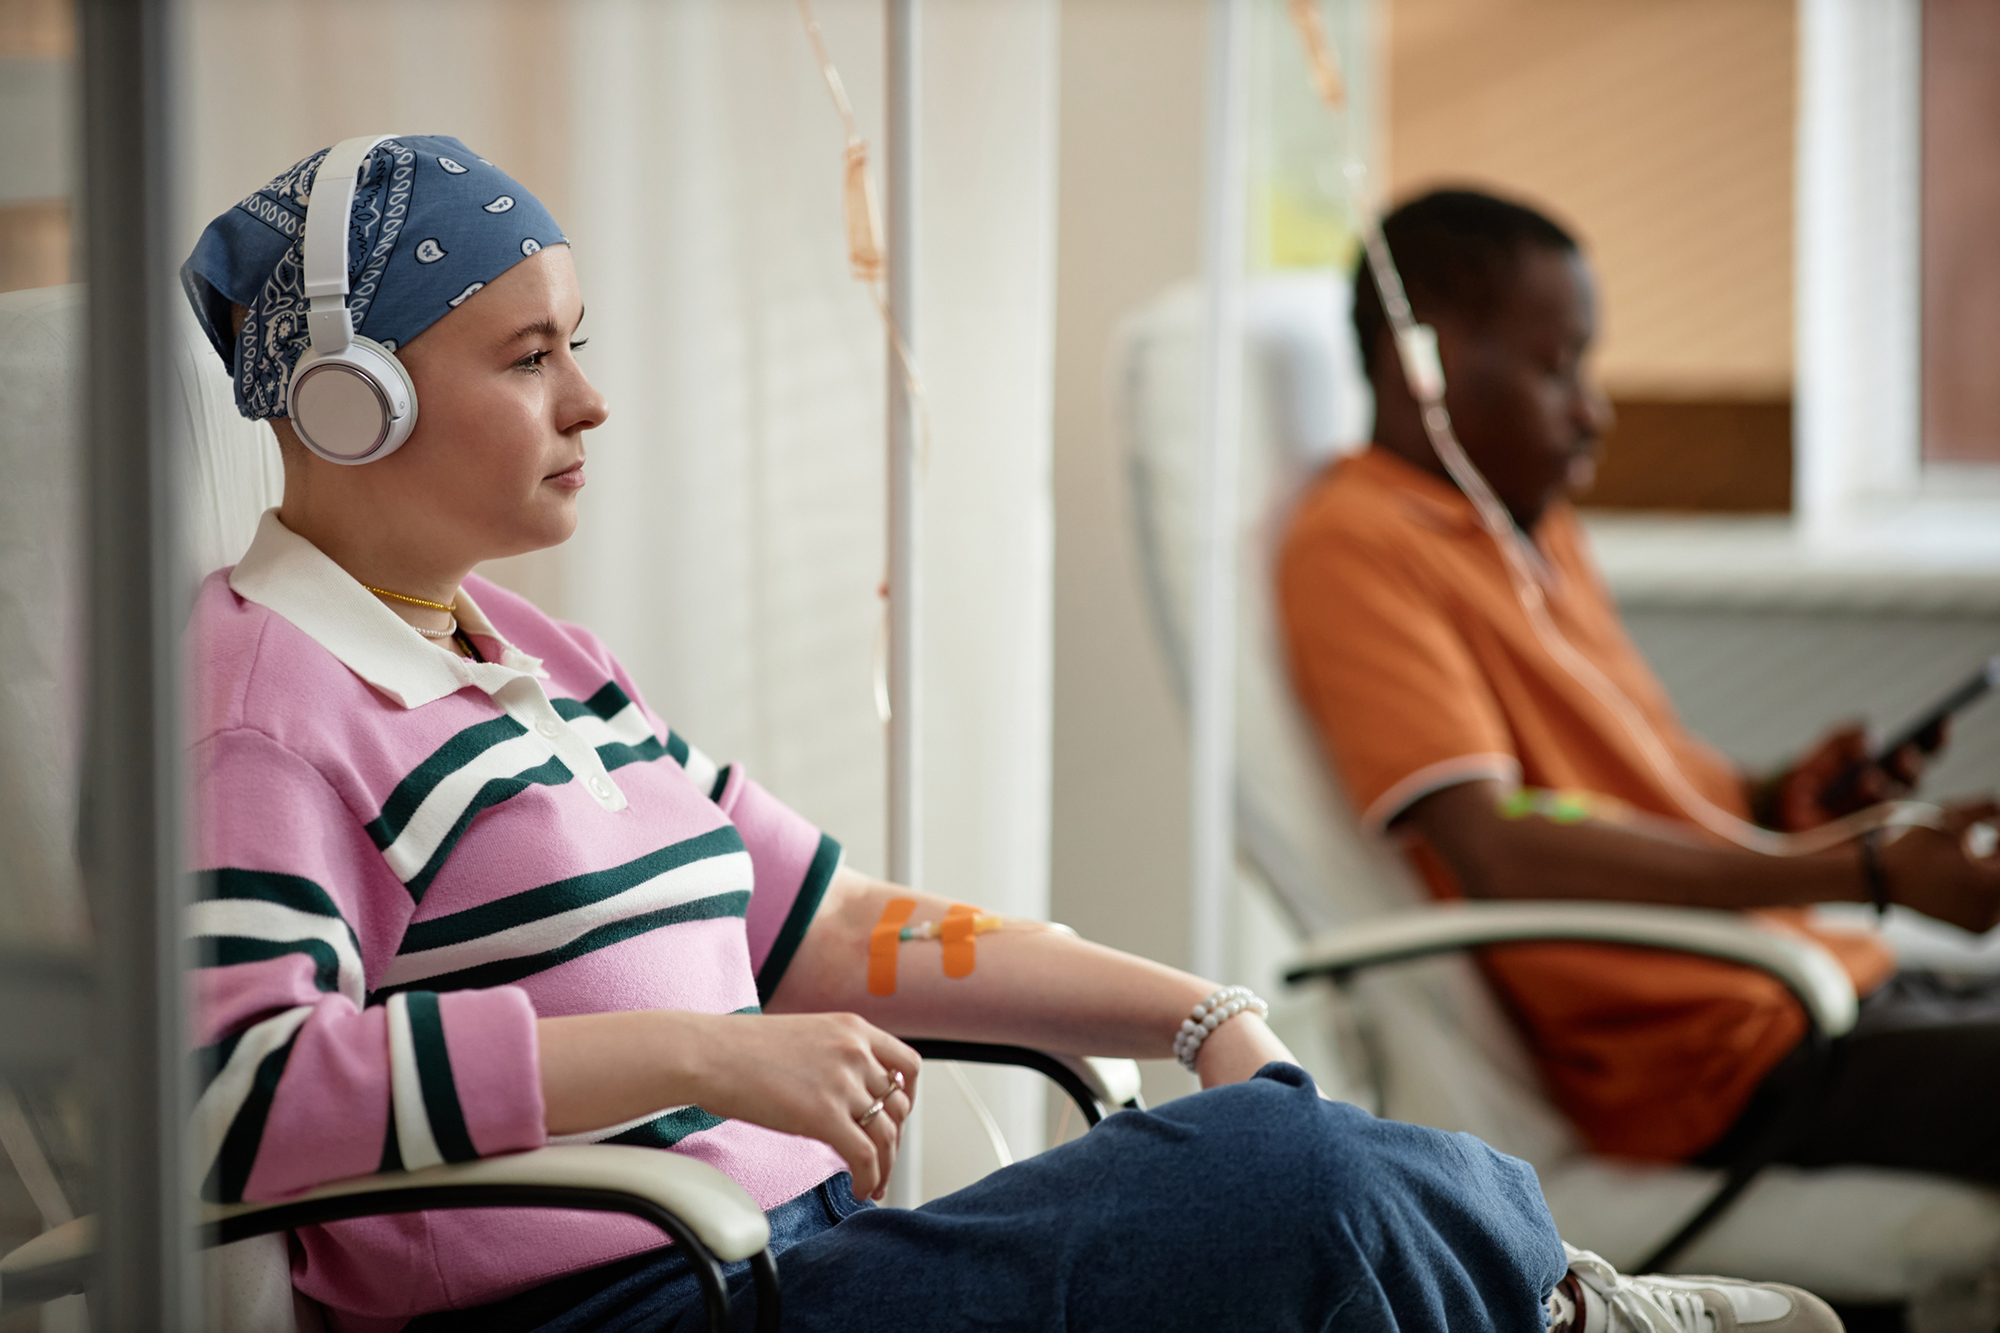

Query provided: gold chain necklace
[364,584,457,614]
[364,583,461,641]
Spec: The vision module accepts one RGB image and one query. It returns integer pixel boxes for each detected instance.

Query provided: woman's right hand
[1882,799,2000,934]
[538,1008,921,1201]
[680,1012,921,1201]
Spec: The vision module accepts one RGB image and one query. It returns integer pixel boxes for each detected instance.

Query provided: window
[1921,0,2000,467]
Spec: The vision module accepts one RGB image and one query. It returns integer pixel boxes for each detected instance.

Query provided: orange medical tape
[940,903,981,979]
[868,898,918,996]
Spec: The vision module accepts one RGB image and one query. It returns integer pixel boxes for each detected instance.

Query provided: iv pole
[1190,0,1251,986]
[884,0,926,1209]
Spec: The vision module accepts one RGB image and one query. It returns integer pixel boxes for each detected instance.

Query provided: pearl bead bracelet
[1173,985,1269,1072]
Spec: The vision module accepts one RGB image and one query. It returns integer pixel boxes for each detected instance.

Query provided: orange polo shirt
[1276,446,1892,1161]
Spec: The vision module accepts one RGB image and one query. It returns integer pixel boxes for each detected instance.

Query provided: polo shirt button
[589,777,610,799]
[537,718,558,738]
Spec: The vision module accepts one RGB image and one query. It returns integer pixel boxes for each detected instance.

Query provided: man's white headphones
[287,134,419,465]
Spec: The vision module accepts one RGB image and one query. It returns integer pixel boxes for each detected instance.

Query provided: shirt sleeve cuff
[1360,753,1522,831]
[437,985,546,1158]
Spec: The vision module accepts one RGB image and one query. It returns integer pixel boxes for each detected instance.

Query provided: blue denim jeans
[423,1064,1566,1333]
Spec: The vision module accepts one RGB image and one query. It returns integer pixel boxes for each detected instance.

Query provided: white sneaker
[1560,1244,1843,1333]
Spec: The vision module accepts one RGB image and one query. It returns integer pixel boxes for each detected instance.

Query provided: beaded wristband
[1173,985,1270,1073]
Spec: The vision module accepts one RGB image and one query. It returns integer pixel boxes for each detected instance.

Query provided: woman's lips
[546,460,586,491]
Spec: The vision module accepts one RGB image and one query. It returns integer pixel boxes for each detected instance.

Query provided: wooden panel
[0,0,71,58]
[1388,0,1795,399]
[1921,0,2000,464]
[0,198,70,293]
[1579,397,1792,513]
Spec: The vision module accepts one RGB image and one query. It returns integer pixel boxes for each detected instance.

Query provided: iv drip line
[796,0,936,727]
[794,0,934,481]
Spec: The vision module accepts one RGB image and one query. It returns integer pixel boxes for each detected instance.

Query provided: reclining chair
[0,283,1142,1331]
[1114,271,2000,1331]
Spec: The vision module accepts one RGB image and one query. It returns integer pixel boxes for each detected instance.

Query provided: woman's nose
[563,366,610,433]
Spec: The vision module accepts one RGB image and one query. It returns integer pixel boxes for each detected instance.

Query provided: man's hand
[1769,723,1931,830]
[1880,800,2000,934]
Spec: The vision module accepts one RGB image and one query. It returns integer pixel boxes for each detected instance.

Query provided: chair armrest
[0,1215,91,1312]
[905,1041,1145,1125]
[1059,1054,1146,1112]
[0,1146,771,1316]
[1283,901,1859,1038]
[204,1144,769,1261]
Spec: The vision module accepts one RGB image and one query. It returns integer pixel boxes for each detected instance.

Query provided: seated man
[1279,187,2000,1176]
[179,142,1834,1333]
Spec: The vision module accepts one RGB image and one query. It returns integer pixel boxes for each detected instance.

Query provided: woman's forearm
[537,1006,925,1196]
[537,1009,709,1136]
[768,868,1295,1083]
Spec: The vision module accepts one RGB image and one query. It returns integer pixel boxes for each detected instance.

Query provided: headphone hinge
[308,296,356,353]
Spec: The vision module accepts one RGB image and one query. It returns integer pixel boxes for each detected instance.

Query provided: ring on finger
[856,1094,889,1128]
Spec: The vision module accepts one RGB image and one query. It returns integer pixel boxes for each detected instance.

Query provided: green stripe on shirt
[607,1105,726,1149]
[755,834,842,1005]
[402,754,575,902]
[404,991,478,1164]
[397,826,748,954]
[201,867,345,919]
[377,890,752,996]
[204,1032,300,1204]
[366,714,530,850]
[202,935,346,994]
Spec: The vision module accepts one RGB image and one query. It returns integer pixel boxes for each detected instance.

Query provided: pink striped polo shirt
[189,511,847,1329]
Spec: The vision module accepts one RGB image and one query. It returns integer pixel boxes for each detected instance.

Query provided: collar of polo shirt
[228,508,550,710]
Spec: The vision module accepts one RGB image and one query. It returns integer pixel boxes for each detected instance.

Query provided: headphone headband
[288,133,418,465]
[301,135,397,353]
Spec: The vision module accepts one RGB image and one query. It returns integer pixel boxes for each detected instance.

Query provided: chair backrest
[0,284,282,946]
[1113,272,1408,936]
[0,283,296,1329]
[1112,270,1582,1167]
[0,286,91,952]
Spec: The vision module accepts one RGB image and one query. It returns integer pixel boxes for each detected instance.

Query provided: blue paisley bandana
[181,135,567,421]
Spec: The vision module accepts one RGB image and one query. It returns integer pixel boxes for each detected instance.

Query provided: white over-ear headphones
[288,134,419,465]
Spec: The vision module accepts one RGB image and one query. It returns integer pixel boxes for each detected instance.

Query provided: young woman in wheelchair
[181,136,1835,1333]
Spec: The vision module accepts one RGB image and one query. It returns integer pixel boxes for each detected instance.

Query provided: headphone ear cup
[287,336,419,465]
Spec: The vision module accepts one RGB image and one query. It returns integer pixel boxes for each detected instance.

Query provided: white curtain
[564,0,1061,1180]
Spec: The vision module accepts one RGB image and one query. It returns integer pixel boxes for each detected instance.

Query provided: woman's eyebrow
[501,306,587,346]
[502,317,562,345]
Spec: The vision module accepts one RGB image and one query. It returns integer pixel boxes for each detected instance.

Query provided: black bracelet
[1859,829,1893,917]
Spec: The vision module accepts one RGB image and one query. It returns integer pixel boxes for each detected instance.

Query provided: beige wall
[1388,0,1796,399]
[1049,0,1205,984]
